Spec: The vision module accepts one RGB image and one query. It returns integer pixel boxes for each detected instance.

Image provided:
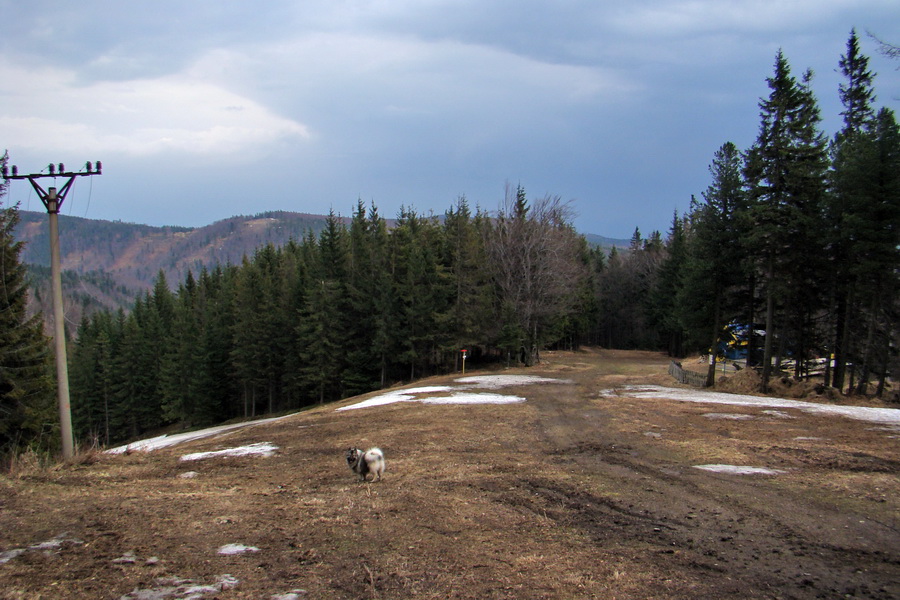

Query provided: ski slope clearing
[2,349,897,599]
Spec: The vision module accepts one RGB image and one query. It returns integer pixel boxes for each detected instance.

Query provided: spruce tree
[828,30,879,391]
[440,196,492,368]
[109,306,162,440]
[344,201,393,393]
[838,29,876,137]
[230,256,265,416]
[651,211,688,358]
[841,108,900,395]
[680,143,747,384]
[196,265,237,420]
[0,185,55,453]
[160,272,206,425]
[70,312,115,445]
[390,208,446,378]
[297,212,350,403]
[744,51,829,391]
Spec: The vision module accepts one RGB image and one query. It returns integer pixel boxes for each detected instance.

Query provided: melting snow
[119,574,239,600]
[762,410,795,419]
[0,533,83,565]
[703,413,754,420]
[694,464,787,475]
[454,375,571,388]
[338,375,567,411]
[601,385,900,426]
[180,442,278,462]
[217,544,260,555]
[107,415,292,454]
[112,552,138,564]
[336,386,453,411]
[423,392,525,404]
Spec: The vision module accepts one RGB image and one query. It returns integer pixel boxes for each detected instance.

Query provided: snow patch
[113,551,138,564]
[0,548,25,565]
[454,375,571,388]
[107,415,291,454]
[423,392,525,405]
[180,442,278,462]
[693,464,786,475]
[601,385,900,425]
[119,574,239,600]
[0,533,83,565]
[217,544,260,555]
[762,410,795,419]
[336,386,453,411]
[338,375,568,411]
[271,592,308,600]
[702,412,754,420]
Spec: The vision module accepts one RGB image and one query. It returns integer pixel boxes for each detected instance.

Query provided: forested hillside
[15,210,345,289]
[15,209,628,335]
[2,32,898,455]
[15,210,364,334]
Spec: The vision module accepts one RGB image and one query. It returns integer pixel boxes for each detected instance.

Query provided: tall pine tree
[680,143,748,384]
[744,51,828,391]
[828,30,879,392]
[0,171,55,453]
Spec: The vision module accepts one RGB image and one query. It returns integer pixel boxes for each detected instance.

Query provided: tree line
[66,190,594,446]
[1,31,898,454]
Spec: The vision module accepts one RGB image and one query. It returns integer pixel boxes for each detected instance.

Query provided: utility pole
[2,161,102,460]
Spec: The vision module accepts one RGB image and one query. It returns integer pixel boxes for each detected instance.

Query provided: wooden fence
[668,361,709,387]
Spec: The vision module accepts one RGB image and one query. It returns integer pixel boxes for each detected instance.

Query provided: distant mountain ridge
[15,210,346,289]
[14,209,629,331]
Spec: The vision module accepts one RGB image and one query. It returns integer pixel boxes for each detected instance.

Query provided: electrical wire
[83,175,93,217]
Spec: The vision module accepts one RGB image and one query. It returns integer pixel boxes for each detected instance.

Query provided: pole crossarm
[2,161,101,213]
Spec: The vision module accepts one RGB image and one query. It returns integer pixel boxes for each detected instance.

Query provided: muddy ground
[1,349,898,599]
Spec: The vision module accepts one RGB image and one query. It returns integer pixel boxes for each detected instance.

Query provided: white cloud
[614,0,880,36]
[0,59,310,158]
[3,1,897,234]
[235,32,637,115]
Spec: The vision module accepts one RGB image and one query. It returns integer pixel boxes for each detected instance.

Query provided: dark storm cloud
[1,1,897,236]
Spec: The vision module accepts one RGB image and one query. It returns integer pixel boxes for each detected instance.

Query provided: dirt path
[1,349,897,599]
[531,351,899,599]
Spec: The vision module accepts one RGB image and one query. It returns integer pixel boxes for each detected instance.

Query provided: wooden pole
[3,161,101,460]
[47,193,74,459]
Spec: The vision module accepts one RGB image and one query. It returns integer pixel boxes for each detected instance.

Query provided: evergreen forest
[1,32,898,454]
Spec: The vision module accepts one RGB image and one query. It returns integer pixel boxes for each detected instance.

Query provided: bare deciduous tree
[484,184,587,365]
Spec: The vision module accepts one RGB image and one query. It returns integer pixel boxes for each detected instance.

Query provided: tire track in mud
[525,371,900,600]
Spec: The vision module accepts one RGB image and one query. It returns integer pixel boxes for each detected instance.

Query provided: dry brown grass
[1,349,897,600]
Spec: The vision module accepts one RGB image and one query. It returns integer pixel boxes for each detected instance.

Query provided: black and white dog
[345,447,385,482]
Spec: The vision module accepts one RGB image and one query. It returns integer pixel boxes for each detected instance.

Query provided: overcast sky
[1,1,898,238]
